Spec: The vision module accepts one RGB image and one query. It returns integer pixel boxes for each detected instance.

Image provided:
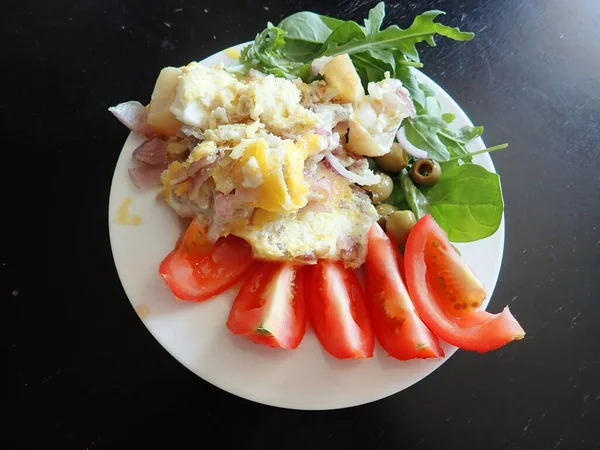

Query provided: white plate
[108,43,504,410]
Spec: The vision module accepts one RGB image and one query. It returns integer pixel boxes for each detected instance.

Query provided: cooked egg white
[169,62,318,137]
[347,73,413,156]
[230,165,378,268]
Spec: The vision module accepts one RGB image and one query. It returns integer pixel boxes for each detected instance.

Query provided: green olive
[375,203,397,228]
[410,159,441,186]
[366,173,394,204]
[386,210,417,245]
[375,143,409,173]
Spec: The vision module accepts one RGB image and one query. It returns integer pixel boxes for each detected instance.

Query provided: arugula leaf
[400,170,430,219]
[236,2,474,85]
[403,95,484,162]
[423,163,504,242]
[231,25,309,79]
[363,1,385,35]
[319,9,473,60]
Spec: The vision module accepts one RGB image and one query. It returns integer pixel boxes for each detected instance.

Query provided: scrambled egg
[162,123,328,213]
[169,62,318,136]
[230,166,377,268]
[156,58,391,267]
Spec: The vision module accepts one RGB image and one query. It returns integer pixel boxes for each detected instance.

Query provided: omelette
[110,54,415,268]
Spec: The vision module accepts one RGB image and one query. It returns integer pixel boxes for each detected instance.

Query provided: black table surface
[6,0,599,448]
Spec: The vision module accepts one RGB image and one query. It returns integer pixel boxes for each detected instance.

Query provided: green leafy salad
[229,2,506,243]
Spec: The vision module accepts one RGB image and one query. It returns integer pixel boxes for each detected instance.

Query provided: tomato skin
[366,223,444,360]
[404,214,525,353]
[159,219,254,302]
[307,260,374,359]
[226,262,306,349]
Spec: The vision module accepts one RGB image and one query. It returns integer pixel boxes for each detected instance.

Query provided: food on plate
[227,262,306,349]
[410,158,441,186]
[306,260,374,359]
[385,210,417,245]
[404,214,525,352]
[159,218,254,302]
[365,223,443,360]
[375,143,410,173]
[375,203,396,228]
[110,2,524,361]
[365,172,394,204]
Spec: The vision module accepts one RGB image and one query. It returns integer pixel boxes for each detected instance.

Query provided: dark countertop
[6,0,599,448]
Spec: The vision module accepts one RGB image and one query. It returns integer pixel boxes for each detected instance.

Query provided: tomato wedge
[366,223,444,360]
[226,262,306,349]
[404,214,525,352]
[159,218,254,301]
[306,260,374,359]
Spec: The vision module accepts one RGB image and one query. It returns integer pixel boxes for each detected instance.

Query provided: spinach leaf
[279,12,343,43]
[423,163,504,242]
[400,170,430,219]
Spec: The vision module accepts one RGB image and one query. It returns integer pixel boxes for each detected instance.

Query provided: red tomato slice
[226,262,306,349]
[404,214,525,352]
[306,260,374,359]
[366,223,444,360]
[159,218,254,302]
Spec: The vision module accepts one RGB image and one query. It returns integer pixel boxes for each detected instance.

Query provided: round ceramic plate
[108,42,504,410]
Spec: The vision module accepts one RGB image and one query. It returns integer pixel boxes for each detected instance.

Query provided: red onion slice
[108,101,155,137]
[132,138,170,165]
[396,126,428,159]
[213,192,232,219]
[314,127,332,136]
[324,153,380,186]
[128,164,167,188]
[306,174,333,201]
[188,153,218,177]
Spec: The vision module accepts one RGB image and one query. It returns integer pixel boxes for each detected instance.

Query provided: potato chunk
[147,67,182,136]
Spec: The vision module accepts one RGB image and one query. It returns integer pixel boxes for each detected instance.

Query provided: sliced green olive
[366,173,394,204]
[386,210,417,245]
[375,143,410,173]
[375,203,397,228]
[410,159,441,186]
